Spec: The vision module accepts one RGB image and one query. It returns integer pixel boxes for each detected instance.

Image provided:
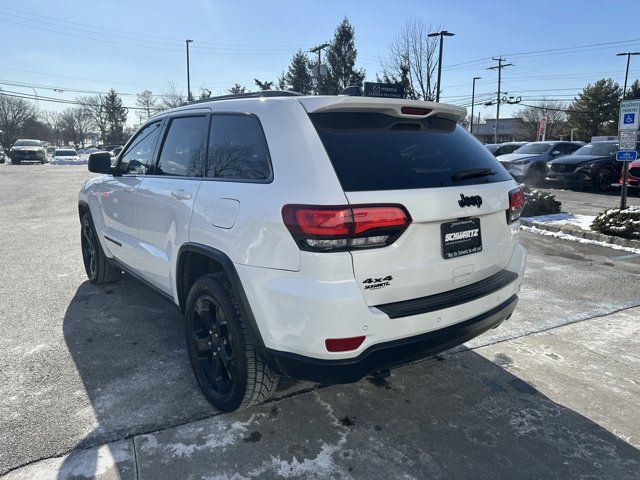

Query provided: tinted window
[514,142,553,154]
[310,113,511,191]
[206,115,271,181]
[562,143,580,154]
[119,122,162,175]
[14,140,42,147]
[575,143,618,156]
[157,116,207,177]
[55,149,77,156]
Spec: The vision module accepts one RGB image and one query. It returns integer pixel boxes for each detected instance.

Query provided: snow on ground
[521,213,596,231]
[521,225,640,254]
[49,158,88,165]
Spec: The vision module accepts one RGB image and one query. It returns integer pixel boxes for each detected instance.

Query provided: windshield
[514,143,553,154]
[310,112,511,191]
[574,143,618,156]
[55,150,77,156]
[14,140,42,147]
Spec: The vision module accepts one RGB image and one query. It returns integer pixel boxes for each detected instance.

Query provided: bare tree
[77,95,108,142]
[159,81,186,110]
[135,90,158,123]
[516,100,567,140]
[41,110,63,145]
[60,107,92,147]
[0,94,38,146]
[381,20,440,100]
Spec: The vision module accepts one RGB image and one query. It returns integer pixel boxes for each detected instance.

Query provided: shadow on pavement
[57,278,640,479]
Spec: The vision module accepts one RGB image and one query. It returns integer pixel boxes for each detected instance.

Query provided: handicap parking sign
[624,113,635,125]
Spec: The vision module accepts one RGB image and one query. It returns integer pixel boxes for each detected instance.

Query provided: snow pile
[49,157,88,165]
[522,225,640,254]
[591,206,640,240]
[521,213,596,231]
[520,184,562,217]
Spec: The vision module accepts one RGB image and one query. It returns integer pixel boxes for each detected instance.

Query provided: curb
[520,219,640,249]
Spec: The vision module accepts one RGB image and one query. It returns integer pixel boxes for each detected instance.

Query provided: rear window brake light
[401,106,432,116]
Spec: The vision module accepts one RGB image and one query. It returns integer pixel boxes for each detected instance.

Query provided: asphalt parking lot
[1,165,639,479]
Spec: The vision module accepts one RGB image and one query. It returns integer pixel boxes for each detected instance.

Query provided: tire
[80,213,123,284]
[185,273,278,411]
[594,167,614,192]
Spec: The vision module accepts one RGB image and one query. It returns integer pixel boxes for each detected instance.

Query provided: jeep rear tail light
[282,204,411,252]
[325,336,366,352]
[507,188,525,223]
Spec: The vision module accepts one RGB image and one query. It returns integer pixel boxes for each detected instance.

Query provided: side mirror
[88,152,113,174]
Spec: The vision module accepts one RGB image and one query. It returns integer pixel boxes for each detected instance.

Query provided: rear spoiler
[298,96,466,123]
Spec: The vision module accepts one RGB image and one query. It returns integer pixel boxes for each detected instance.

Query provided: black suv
[547,141,624,192]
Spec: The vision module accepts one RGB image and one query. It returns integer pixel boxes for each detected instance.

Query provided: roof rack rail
[185,90,303,106]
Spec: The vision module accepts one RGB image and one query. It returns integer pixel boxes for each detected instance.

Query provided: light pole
[470,76,481,135]
[185,39,193,102]
[428,30,455,102]
[616,51,640,209]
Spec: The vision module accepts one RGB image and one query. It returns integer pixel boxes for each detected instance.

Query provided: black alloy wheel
[81,215,98,280]
[596,167,613,192]
[190,295,236,395]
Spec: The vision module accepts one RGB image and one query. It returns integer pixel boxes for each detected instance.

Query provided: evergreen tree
[567,79,621,139]
[282,51,314,94]
[254,79,274,91]
[325,17,366,94]
[103,89,127,145]
[228,84,246,94]
[626,79,640,100]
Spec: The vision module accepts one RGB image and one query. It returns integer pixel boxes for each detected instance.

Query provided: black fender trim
[176,243,274,368]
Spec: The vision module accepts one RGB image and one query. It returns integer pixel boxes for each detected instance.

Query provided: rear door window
[205,115,272,181]
[310,112,511,191]
[156,116,207,177]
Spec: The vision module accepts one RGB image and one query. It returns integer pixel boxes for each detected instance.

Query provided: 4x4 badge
[458,194,482,208]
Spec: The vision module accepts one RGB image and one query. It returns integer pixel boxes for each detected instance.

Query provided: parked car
[547,141,624,192]
[622,158,640,193]
[51,148,83,165]
[0,148,7,164]
[497,141,582,184]
[9,139,47,164]
[79,91,526,411]
[484,142,528,157]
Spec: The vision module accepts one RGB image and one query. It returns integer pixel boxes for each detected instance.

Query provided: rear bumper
[266,295,518,384]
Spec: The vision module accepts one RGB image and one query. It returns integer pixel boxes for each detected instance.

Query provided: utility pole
[617,51,640,209]
[185,39,193,102]
[487,57,513,144]
[470,76,481,135]
[310,42,330,93]
[428,30,455,102]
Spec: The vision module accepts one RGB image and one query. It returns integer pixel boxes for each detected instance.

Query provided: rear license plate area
[441,218,482,259]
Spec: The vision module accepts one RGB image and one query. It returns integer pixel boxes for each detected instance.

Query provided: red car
[621,159,640,191]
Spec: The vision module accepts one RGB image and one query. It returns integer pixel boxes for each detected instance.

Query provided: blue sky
[1,0,639,122]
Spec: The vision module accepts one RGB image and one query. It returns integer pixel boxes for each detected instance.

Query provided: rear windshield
[310,112,511,191]
[14,140,42,147]
[55,150,77,156]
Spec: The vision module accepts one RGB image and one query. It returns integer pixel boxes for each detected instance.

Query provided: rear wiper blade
[451,168,496,181]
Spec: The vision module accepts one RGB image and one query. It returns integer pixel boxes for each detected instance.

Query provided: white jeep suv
[78,91,526,411]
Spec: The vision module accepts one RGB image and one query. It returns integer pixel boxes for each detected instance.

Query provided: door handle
[171,189,192,200]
